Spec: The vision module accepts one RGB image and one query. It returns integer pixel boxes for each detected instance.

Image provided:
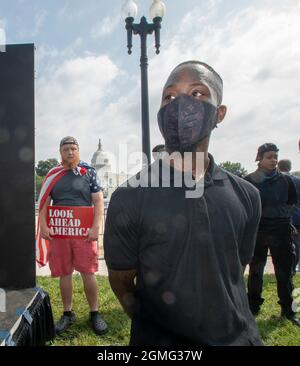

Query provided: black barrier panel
[0,44,35,289]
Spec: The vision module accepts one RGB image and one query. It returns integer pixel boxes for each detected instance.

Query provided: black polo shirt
[104,154,262,346]
[244,169,297,230]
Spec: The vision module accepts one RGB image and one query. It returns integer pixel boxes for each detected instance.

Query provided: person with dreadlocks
[245,143,299,326]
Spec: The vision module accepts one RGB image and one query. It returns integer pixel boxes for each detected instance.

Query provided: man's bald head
[164,60,223,106]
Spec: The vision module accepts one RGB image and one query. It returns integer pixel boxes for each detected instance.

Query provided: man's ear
[217,105,227,124]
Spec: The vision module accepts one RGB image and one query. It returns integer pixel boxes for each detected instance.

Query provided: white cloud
[35,37,84,75]
[35,1,300,175]
[0,24,6,52]
[19,9,48,38]
[57,0,108,23]
[35,9,47,33]
[90,15,120,39]
[0,18,6,27]
[147,1,300,172]
[36,54,121,163]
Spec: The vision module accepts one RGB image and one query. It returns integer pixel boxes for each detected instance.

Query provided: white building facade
[91,139,128,200]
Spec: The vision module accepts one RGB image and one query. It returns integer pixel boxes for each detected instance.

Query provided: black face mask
[157,94,219,153]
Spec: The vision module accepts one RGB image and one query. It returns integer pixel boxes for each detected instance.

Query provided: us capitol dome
[91,139,111,173]
[91,139,128,199]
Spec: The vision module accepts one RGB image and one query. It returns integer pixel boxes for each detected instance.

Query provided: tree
[218,161,248,177]
[35,158,59,177]
[292,171,300,177]
[35,174,44,201]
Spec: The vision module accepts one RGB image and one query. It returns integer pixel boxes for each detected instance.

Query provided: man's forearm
[108,270,137,318]
[93,200,102,229]
[113,288,137,319]
[92,192,103,230]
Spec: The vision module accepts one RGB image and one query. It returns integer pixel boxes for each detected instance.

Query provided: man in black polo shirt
[245,144,299,326]
[104,61,263,346]
[278,159,300,273]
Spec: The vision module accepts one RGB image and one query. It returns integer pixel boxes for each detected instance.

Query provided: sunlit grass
[37,274,300,346]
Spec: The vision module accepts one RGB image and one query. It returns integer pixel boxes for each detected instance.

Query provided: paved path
[37,255,276,277]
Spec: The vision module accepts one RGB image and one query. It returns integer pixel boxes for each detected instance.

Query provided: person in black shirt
[245,143,299,326]
[278,159,300,273]
[104,61,263,346]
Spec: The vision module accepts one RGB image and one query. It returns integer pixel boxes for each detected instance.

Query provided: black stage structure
[0,44,55,346]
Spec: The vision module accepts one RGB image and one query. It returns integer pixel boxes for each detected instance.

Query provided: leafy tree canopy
[36,158,59,177]
[218,161,248,177]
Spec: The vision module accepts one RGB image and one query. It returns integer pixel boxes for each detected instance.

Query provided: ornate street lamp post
[122,0,166,166]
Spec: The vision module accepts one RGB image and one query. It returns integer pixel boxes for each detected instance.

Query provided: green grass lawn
[37,274,300,346]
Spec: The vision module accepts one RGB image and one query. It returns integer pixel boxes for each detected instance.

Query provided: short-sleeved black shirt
[244,170,297,229]
[104,154,262,346]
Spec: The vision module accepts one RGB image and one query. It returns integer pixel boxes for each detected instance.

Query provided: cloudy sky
[0,0,299,173]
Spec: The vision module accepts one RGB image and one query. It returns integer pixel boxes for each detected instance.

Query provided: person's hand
[40,226,53,241]
[291,224,299,236]
[85,226,99,242]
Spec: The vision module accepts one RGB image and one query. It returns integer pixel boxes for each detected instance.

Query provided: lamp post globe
[121,0,138,20]
[150,0,166,19]
[122,0,166,166]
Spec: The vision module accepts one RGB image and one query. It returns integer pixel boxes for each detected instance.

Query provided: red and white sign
[47,206,94,239]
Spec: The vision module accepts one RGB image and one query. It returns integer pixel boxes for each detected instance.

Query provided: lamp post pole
[123,0,165,166]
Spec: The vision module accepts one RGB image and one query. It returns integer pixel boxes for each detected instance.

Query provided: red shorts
[48,238,98,277]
